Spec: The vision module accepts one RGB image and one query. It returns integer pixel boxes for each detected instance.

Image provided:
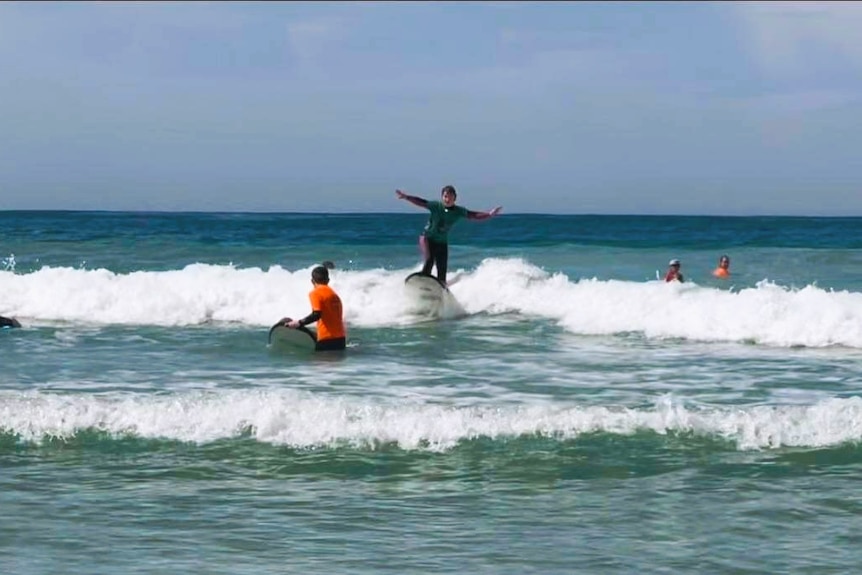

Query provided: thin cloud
[735,2,862,76]
[746,89,859,115]
[286,18,346,71]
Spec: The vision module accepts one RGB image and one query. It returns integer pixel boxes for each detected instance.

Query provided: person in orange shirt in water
[712,255,730,279]
[286,265,346,351]
[664,259,684,283]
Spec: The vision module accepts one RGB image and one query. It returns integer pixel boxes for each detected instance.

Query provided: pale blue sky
[1,1,861,215]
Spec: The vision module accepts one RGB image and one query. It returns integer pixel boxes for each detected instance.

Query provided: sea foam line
[4,258,862,346]
[3,390,862,451]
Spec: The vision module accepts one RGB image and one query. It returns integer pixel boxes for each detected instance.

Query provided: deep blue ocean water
[3,210,862,574]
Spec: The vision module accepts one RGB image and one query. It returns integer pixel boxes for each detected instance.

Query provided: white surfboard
[404,272,462,319]
[267,318,317,352]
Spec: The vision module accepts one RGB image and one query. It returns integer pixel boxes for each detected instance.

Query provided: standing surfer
[395,185,502,285]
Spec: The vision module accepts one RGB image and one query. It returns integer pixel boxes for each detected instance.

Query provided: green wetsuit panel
[423,201,468,243]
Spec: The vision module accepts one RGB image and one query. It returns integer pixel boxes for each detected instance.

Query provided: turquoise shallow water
[3,211,862,573]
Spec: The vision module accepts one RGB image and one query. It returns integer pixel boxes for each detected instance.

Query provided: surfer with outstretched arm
[395,185,502,285]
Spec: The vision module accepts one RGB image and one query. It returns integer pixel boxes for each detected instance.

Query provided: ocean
[2,210,862,574]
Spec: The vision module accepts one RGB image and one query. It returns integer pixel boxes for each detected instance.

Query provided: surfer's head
[441,185,457,207]
[311,265,330,285]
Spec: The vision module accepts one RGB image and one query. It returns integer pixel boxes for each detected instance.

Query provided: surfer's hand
[488,206,502,217]
[396,189,407,200]
[287,320,301,329]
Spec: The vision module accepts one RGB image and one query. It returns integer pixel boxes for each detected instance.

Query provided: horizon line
[1,209,860,219]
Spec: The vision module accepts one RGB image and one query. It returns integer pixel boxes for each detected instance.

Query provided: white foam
[3,390,862,451]
[451,258,862,348]
[4,258,862,347]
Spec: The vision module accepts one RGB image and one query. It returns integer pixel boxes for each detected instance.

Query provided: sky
[1,1,861,215]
